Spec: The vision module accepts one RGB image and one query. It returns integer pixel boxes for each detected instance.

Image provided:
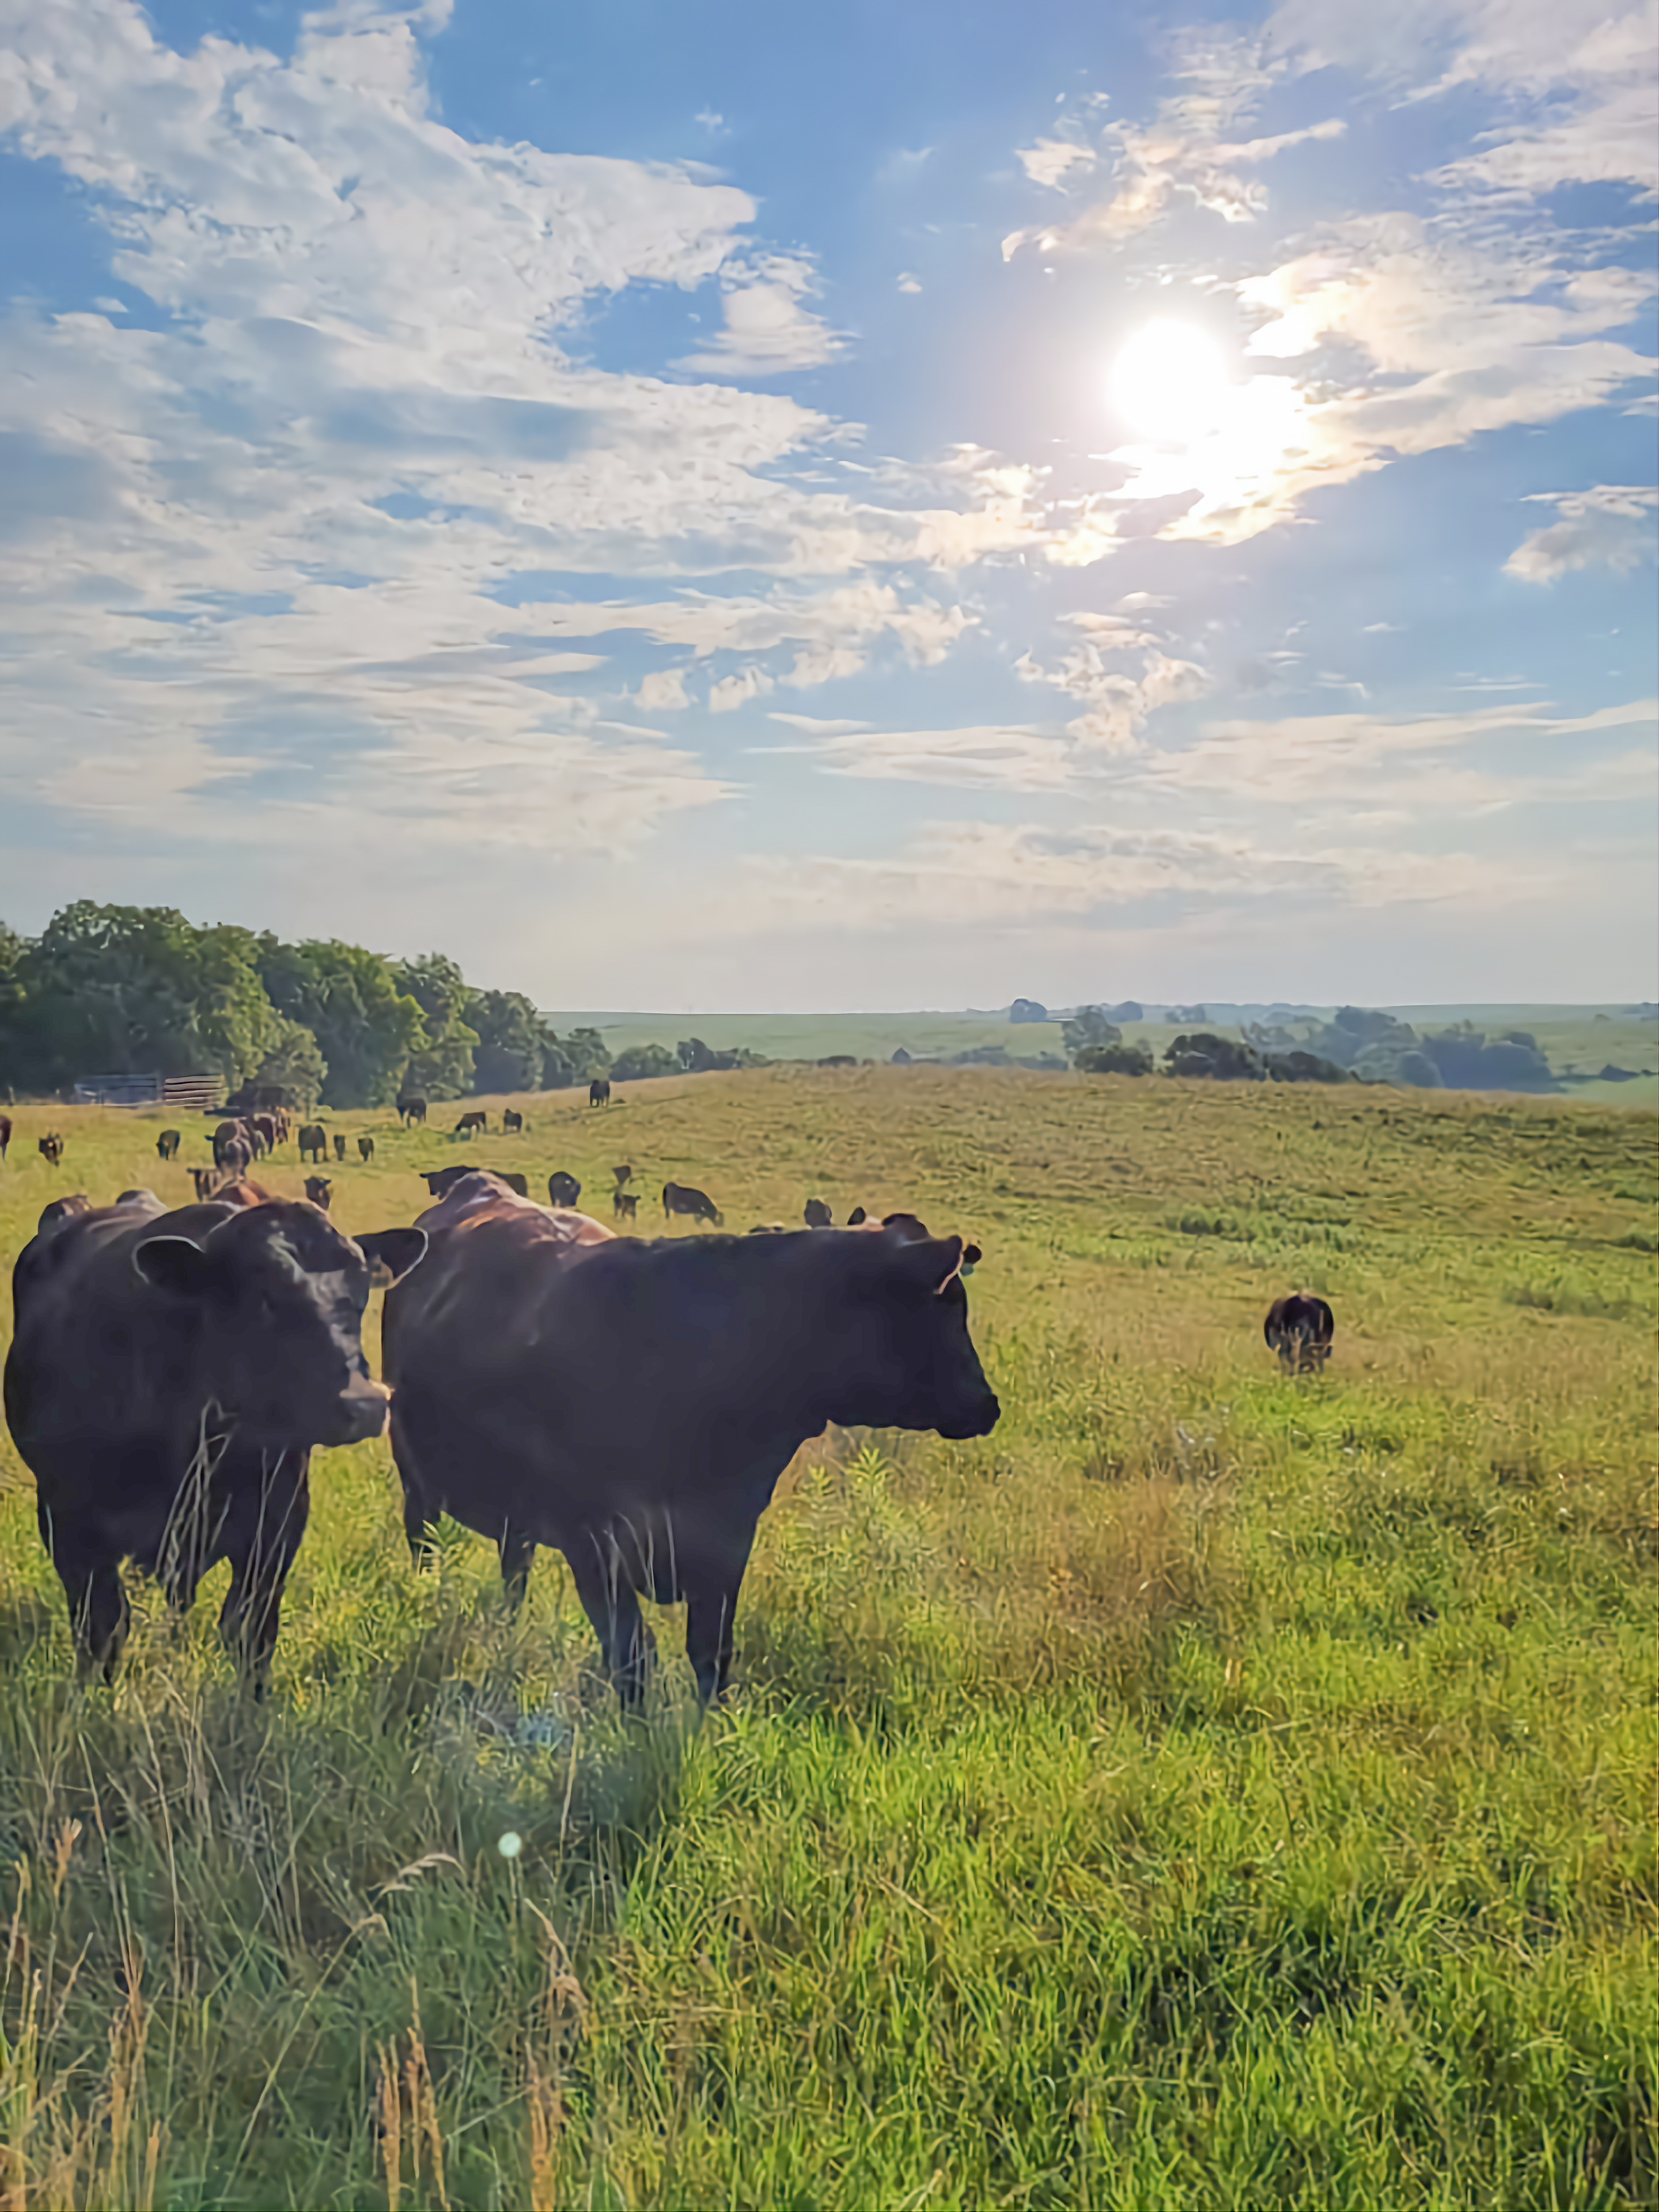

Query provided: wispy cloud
[1505,486,1659,582]
[676,253,846,375]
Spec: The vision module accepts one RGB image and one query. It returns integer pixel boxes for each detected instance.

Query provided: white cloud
[709,665,774,711]
[896,271,923,294]
[1015,620,1209,753]
[1505,486,1659,582]
[635,667,691,711]
[1016,138,1097,191]
[759,724,1080,791]
[676,253,845,375]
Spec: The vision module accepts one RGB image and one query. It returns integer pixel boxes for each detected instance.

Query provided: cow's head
[822,1229,999,1442]
[132,1202,426,1446]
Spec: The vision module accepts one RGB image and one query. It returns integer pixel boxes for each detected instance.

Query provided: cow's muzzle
[323,1380,393,1446]
[940,1389,1001,1441]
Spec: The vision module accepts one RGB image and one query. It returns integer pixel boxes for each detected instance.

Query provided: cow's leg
[567,1538,654,1709]
[498,1525,536,1612]
[684,1534,754,1706]
[218,1455,309,1696]
[43,1512,130,1682]
[389,1406,442,1570]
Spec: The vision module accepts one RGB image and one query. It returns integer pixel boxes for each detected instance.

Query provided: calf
[589,1079,612,1107]
[383,1195,998,1703]
[5,1192,425,1687]
[803,1198,833,1229]
[664,1181,722,1228]
[454,1111,488,1138]
[156,1129,182,1162]
[304,1175,334,1211]
[613,1190,639,1222]
[1264,1292,1335,1374]
[548,1170,582,1209]
[502,1108,524,1134]
[298,1124,328,1164]
[39,1135,65,1168]
[358,1135,376,1163]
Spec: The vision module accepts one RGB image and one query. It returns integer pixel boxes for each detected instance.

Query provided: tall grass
[0,1070,1653,2207]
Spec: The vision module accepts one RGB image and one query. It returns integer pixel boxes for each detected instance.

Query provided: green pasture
[0,1069,1653,2209]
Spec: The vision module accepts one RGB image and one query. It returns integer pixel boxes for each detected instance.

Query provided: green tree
[1060,1006,1122,1062]
[393,953,478,1100]
[466,989,548,1094]
[611,1042,677,1081]
[3,903,284,1091]
[255,937,426,1109]
[560,1027,612,1083]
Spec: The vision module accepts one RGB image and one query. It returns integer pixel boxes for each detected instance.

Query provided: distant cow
[421,1166,529,1200]
[304,1176,334,1211]
[803,1198,833,1229]
[613,1164,633,1190]
[397,1095,427,1127]
[244,1124,268,1162]
[0,1114,10,1163]
[39,1135,65,1168]
[218,1137,252,1183]
[252,1115,279,1153]
[382,1186,998,1702]
[358,1135,376,1163]
[1265,1293,1335,1374]
[502,1108,524,1134]
[332,1134,347,1162]
[548,1171,582,1210]
[455,1111,487,1138]
[589,1079,612,1107]
[5,1190,424,1687]
[613,1191,638,1222]
[298,1124,328,1164]
[156,1129,181,1162]
[664,1181,722,1228]
[213,1120,249,1170]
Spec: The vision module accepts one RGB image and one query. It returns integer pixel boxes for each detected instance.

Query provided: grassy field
[542,1007,1659,1107]
[0,1069,1654,2210]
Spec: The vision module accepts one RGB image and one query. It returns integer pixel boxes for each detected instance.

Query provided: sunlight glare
[1109,322,1231,446]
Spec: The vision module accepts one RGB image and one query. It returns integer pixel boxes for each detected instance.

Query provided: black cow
[803,1198,833,1229]
[0,1113,10,1163]
[4,1190,425,1687]
[455,1111,488,1138]
[218,1137,252,1183]
[304,1176,333,1210]
[358,1135,376,1163]
[613,1164,633,1189]
[39,1135,65,1168]
[589,1080,612,1107]
[664,1181,722,1228]
[298,1124,328,1164]
[503,1108,524,1134]
[421,1166,528,1199]
[213,1120,249,1170]
[613,1191,638,1222]
[156,1129,182,1162]
[382,1191,998,1703]
[333,1134,347,1163]
[1265,1292,1335,1374]
[548,1171,582,1209]
[397,1095,428,1127]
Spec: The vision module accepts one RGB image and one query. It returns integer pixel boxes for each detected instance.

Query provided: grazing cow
[421,1165,528,1199]
[358,1135,376,1163]
[304,1176,334,1211]
[548,1171,582,1210]
[502,1108,524,1134]
[589,1079,612,1107]
[455,1110,488,1138]
[1265,1293,1335,1374]
[298,1124,328,1164]
[664,1181,722,1228]
[613,1191,639,1223]
[156,1130,182,1162]
[613,1164,633,1190]
[0,1113,12,1162]
[39,1135,65,1168]
[803,1198,833,1229]
[397,1095,428,1127]
[5,1191,424,1688]
[382,1188,999,1702]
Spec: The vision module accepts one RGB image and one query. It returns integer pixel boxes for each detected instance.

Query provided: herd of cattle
[1,1109,1336,1706]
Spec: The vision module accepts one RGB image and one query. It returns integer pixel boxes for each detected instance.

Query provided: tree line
[0,903,615,1109]
[1058,1004,1559,1090]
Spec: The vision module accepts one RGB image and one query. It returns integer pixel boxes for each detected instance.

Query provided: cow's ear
[134,1236,215,1298]
[960,1243,982,1277]
[357,1228,427,1289]
[896,1233,964,1296]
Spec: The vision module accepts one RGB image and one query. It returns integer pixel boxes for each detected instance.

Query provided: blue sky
[1,0,1654,1009]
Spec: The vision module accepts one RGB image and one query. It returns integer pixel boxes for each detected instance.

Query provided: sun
[1109,321,1232,446]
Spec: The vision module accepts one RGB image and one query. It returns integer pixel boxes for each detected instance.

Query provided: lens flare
[1109,322,1232,446]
